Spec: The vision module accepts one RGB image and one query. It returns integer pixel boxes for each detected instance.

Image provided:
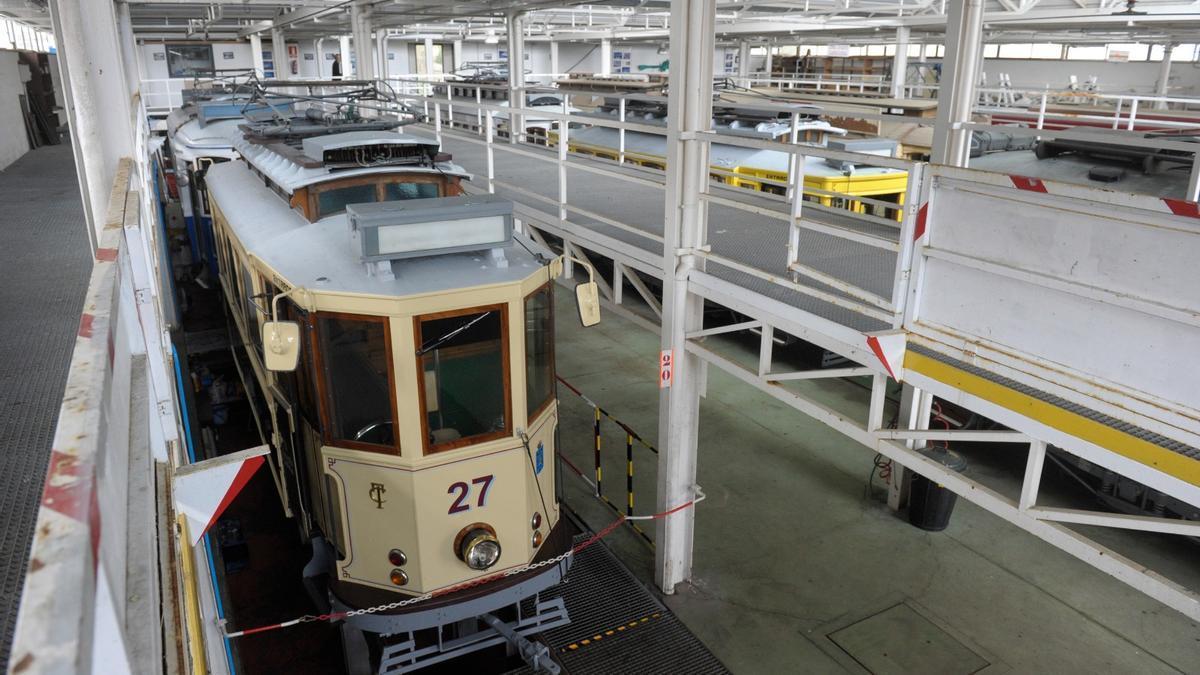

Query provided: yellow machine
[553,125,909,221]
[205,120,600,672]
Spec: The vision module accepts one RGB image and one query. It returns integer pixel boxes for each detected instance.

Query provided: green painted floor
[549,290,1200,674]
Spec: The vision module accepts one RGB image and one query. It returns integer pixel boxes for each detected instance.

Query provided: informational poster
[1107,48,1130,62]
[829,44,851,57]
[612,50,632,73]
[287,43,299,75]
[222,51,234,60]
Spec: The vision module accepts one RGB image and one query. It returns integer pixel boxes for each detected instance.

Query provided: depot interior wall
[972,57,1200,96]
[138,42,254,79]
[0,50,30,170]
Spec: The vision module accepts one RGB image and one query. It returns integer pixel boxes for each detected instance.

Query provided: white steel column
[931,0,985,167]
[250,33,265,77]
[764,44,773,78]
[891,26,910,99]
[351,0,374,80]
[550,39,560,76]
[339,35,352,78]
[377,33,389,80]
[506,11,525,143]
[48,0,135,248]
[656,0,716,594]
[600,37,613,75]
[270,27,288,80]
[452,39,463,74]
[1155,44,1173,109]
[737,39,750,85]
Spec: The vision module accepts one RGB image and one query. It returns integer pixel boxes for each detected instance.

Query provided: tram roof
[206,160,543,298]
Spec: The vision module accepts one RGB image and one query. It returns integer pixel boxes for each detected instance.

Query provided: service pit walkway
[0,144,92,668]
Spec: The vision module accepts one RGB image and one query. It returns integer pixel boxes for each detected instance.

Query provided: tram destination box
[347,194,514,262]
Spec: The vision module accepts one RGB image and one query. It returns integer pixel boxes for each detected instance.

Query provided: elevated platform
[0,145,92,668]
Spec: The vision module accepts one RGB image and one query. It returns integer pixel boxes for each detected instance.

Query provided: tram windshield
[417,306,509,453]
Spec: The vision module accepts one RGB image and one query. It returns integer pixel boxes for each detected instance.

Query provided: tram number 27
[448,475,495,514]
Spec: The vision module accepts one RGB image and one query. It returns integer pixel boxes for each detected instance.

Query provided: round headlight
[459,528,502,570]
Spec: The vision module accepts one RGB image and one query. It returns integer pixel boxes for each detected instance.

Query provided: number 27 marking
[448,475,494,514]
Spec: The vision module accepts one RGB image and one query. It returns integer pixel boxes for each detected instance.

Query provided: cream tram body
[205,132,567,600]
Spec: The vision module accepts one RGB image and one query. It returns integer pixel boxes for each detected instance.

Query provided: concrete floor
[549,290,1200,674]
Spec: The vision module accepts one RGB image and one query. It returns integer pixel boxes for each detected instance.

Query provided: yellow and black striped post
[593,406,602,498]
[626,433,634,517]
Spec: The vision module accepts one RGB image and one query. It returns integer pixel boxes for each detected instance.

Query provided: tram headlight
[456,526,502,571]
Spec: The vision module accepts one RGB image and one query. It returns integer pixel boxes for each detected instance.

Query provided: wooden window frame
[524,283,556,423]
[311,311,402,455]
[414,303,512,455]
[304,174,449,220]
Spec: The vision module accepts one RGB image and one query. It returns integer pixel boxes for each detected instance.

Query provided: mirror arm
[559,254,596,283]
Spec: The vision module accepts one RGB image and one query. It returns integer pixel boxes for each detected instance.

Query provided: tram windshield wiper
[417,311,492,355]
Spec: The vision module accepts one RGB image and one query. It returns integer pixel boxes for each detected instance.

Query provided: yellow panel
[904,351,1200,487]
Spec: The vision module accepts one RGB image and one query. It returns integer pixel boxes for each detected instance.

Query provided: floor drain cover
[828,603,989,674]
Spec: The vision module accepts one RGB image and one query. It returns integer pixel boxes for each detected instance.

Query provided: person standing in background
[332,53,343,80]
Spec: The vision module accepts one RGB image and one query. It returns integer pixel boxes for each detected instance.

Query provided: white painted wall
[0,50,30,170]
[138,42,255,79]
[974,57,1200,96]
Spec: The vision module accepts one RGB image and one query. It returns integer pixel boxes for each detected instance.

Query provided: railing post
[1037,88,1048,130]
[433,102,442,145]
[618,97,627,166]
[475,85,483,134]
[1126,97,1139,131]
[484,111,496,194]
[558,99,569,224]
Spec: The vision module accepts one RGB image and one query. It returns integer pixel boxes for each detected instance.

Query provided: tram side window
[280,302,319,428]
[319,315,397,450]
[525,286,555,420]
[383,182,439,201]
[416,307,509,452]
[316,183,377,218]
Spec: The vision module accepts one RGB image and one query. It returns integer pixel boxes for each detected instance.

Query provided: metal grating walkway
[505,534,729,675]
[0,145,92,668]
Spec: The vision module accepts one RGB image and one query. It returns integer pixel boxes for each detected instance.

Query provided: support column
[549,39,560,76]
[377,32,389,81]
[737,39,750,85]
[655,0,716,594]
[600,37,612,75]
[351,0,374,80]
[339,35,352,78]
[48,0,136,248]
[505,11,525,142]
[930,0,984,167]
[453,39,463,74]
[250,33,265,77]
[270,27,287,80]
[1155,44,1173,109]
[764,44,773,78]
[891,26,910,99]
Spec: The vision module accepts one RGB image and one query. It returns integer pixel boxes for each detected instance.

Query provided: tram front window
[416,306,509,453]
[383,182,439,201]
[316,183,377,218]
[319,314,397,451]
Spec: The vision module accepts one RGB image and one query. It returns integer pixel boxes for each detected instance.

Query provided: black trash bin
[908,446,967,532]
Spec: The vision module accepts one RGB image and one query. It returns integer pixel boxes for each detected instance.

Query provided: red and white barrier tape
[223,488,705,639]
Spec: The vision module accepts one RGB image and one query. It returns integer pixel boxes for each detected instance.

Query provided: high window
[416,306,510,453]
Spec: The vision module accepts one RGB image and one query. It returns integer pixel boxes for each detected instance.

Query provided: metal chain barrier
[222,491,702,639]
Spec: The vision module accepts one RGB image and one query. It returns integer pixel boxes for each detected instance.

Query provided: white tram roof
[206,160,542,298]
[234,130,471,194]
[570,126,904,177]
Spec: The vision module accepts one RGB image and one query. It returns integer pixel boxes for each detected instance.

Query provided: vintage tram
[205,117,598,673]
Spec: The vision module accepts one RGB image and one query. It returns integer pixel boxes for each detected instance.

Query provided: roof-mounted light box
[347,194,514,267]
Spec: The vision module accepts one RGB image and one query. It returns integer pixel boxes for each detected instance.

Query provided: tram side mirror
[576,281,601,327]
[262,321,301,372]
